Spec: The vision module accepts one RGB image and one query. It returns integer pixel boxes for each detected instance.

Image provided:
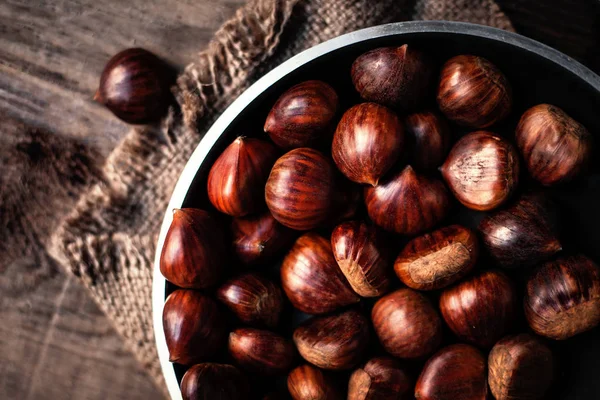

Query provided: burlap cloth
[30,0,513,395]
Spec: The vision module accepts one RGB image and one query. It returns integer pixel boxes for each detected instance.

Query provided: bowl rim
[152,20,600,399]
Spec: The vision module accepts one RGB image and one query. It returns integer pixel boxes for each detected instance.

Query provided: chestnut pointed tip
[93,89,103,103]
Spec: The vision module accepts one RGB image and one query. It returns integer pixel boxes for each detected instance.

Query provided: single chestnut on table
[394,225,479,291]
[331,221,391,297]
[160,208,226,289]
[441,131,519,211]
[264,80,339,150]
[228,328,296,375]
[348,357,412,400]
[365,165,450,235]
[404,111,451,171]
[516,104,593,186]
[439,270,517,348]
[415,344,488,400]
[332,102,404,186]
[180,363,248,400]
[96,47,173,124]
[351,44,433,110]
[207,137,278,217]
[371,288,442,359]
[488,334,554,400]
[287,364,342,400]
[281,232,359,314]
[293,309,369,370]
[162,289,226,365]
[265,148,336,230]
[524,255,600,340]
[217,273,284,328]
[479,193,562,268]
[437,55,512,128]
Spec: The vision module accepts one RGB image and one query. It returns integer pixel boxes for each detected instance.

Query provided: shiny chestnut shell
[348,357,412,400]
[405,111,451,171]
[180,363,248,400]
[228,328,295,375]
[287,364,342,400]
[394,225,479,291]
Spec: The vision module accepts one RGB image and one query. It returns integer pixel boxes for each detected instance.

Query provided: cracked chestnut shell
[405,111,451,172]
[287,364,342,400]
[395,225,479,291]
[437,55,512,128]
[524,255,600,340]
[180,363,248,400]
[293,309,369,370]
[441,131,519,211]
[488,334,554,400]
[265,80,339,150]
[228,328,295,375]
[348,357,412,400]
[365,165,450,235]
[516,104,593,186]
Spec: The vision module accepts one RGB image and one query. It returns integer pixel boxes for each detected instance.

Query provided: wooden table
[0,0,597,399]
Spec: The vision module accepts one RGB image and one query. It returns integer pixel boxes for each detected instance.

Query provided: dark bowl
[153,21,600,399]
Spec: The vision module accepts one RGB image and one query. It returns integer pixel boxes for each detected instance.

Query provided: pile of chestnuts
[151,43,599,400]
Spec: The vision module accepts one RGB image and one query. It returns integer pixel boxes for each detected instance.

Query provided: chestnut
[524,255,600,340]
[439,270,517,348]
[365,165,450,235]
[371,288,442,359]
[488,334,554,400]
[328,177,362,224]
[96,48,172,124]
[228,328,295,375]
[441,131,519,211]
[331,221,391,297]
[231,211,296,265]
[348,357,412,400]
[217,273,284,328]
[437,55,512,128]
[266,148,336,230]
[160,208,226,289]
[394,225,479,291]
[516,104,593,186]
[180,363,248,400]
[405,111,451,171]
[162,290,226,365]
[415,344,487,400]
[264,80,339,150]
[208,137,278,217]
[479,193,562,268]
[281,233,359,314]
[293,309,369,370]
[287,364,342,400]
[332,103,404,186]
[351,45,433,110]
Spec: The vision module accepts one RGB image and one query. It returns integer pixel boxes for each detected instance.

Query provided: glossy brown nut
[180,363,248,400]
[524,255,600,340]
[394,225,479,291]
[160,208,226,289]
[163,290,226,365]
[405,111,451,171]
[331,221,391,297]
[332,103,404,186]
[516,104,593,186]
[266,148,336,230]
[479,194,562,268]
[365,165,450,235]
[348,357,412,400]
[441,131,519,211]
[217,273,284,328]
[437,55,512,128]
[207,137,278,217]
[351,45,433,110]
[281,233,359,314]
[293,309,369,370]
[372,288,442,359]
[228,328,295,375]
[288,364,342,400]
[488,334,554,400]
[265,80,339,150]
[439,270,517,348]
[96,48,172,124]
[231,211,296,265]
[415,344,488,400]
